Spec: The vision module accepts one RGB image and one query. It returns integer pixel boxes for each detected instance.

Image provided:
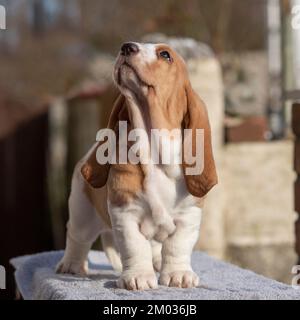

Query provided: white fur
[108,167,201,289]
[137,43,157,65]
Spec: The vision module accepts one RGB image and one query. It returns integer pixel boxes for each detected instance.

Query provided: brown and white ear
[182,83,218,198]
[81,94,126,188]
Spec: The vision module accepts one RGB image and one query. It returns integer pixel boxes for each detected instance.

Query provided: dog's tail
[101,231,122,272]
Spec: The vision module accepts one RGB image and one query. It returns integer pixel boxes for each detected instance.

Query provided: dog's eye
[159,51,171,61]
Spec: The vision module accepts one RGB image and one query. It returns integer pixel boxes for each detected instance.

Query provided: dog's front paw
[159,270,199,288]
[56,258,88,276]
[117,271,158,290]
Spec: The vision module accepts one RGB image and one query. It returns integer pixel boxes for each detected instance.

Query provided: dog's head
[82,42,218,198]
[113,42,187,106]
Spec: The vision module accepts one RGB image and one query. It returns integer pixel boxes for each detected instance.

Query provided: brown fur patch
[107,163,144,207]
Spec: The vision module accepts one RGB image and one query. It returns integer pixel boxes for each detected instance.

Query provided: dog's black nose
[121,42,139,56]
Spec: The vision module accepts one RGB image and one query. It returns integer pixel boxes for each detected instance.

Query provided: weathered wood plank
[292,103,300,136]
[296,216,300,264]
[295,177,300,213]
[295,140,300,174]
[293,103,300,263]
[0,112,53,300]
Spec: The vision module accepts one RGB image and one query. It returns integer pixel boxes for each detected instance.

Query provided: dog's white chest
[138,163,196,241]
[147,165,186,209]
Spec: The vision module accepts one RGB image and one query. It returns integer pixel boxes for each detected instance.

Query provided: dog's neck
[123,92,183,180]
[125,93,150,132]
[123,89,180,132]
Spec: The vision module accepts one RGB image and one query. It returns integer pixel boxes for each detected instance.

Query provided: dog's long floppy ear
[182,83,218,198]
[81,94,126,188]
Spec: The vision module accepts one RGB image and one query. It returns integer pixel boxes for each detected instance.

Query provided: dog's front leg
[159,206,202,288]
[109,205,157,290]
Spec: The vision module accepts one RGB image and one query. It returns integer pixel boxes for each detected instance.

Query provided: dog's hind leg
[56,163,105,276]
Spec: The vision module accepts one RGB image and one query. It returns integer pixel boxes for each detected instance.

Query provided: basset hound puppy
[56,42,218,290]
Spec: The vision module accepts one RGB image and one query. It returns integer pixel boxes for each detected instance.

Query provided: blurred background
[0,0,300,299]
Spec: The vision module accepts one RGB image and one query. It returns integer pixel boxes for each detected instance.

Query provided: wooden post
[0,111,53,300]
[292,103,300,264]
